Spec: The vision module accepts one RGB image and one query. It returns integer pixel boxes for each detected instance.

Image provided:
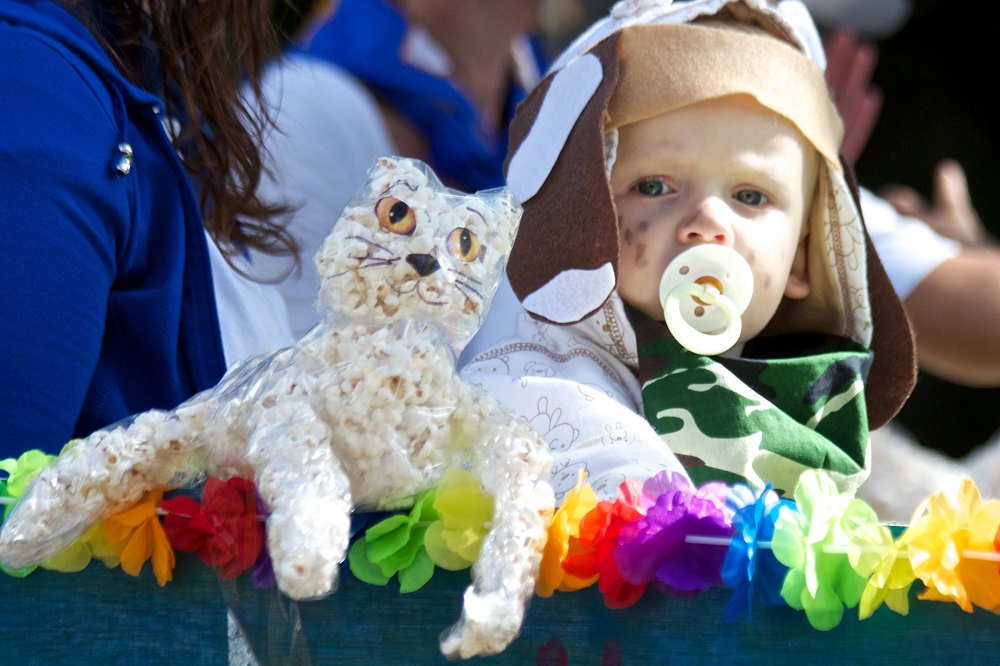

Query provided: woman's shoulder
[262,52,387,123]
[0,3,136,145]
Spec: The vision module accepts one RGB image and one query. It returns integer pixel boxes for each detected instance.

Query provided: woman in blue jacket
[0,0,300,458]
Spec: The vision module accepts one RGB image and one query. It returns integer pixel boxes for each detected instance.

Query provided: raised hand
[822,28,883,166]
[880,159,994,248]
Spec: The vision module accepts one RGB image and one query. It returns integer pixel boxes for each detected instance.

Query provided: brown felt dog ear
[503,34,622,325]
[843,161,917,430]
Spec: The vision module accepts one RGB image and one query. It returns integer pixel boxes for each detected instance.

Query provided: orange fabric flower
[101,489,175,587]
[536,470,599,596]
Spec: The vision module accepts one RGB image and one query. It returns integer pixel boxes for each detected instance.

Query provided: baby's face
[611,96,817,346]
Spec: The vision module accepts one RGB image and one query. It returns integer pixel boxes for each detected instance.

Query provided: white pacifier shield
[659,245,754,355]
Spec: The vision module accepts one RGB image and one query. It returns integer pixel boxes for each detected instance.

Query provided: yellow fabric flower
[423,469,493,571]
[906,478,1000,613]
[847,520,915,620]
[536,469,599,597]
[101,489,175,587]
[42,524,121,573]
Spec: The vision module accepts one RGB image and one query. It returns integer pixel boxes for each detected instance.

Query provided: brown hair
[67,0,299,273]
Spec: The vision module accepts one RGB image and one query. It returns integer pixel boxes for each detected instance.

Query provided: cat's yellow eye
[375,196,416,235]
[448,227,482,262]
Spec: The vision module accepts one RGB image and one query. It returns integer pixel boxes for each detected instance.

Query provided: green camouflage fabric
[632,313,872,497]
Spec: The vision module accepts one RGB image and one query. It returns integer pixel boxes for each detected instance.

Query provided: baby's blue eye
[735,190,767,206]
[636,180,668,196]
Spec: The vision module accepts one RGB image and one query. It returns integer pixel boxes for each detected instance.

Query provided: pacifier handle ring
[664,283,742,356]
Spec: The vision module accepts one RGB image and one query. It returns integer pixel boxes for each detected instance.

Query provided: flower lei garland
[4,449,1000,630]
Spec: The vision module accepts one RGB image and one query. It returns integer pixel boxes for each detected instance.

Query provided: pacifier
[658,245,754,356]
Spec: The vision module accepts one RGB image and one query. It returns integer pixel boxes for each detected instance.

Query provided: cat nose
[406,253,441,277]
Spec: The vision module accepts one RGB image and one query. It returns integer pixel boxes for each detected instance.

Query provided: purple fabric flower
[615,478,732,596]
[250,548,277,589]
[250,492,276,589]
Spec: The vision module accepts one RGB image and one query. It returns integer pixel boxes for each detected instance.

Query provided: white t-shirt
[208,235,296,369]
[859,186,961,300]
[249,53,395,338]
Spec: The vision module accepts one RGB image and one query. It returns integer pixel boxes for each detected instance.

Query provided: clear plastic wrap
[0,156,554,658]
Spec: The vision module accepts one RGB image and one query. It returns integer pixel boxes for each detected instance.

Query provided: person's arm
[824,31,1000,387]
[904,248,1000,385]
[880,160,1000,386]
[0,26,124,455]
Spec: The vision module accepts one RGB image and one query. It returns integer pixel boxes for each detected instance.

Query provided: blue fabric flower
[721,484,792,621]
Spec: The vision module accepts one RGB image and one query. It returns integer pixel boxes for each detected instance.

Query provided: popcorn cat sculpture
[0,156,555,659]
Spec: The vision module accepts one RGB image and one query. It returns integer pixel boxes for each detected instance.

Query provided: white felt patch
[522,263,616,324]
[506,54,603,204]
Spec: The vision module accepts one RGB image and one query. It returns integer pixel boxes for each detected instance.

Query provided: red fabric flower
[561,481,647,609]
[161,477,264,579]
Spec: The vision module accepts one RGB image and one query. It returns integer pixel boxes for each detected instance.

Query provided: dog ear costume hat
[502,0,915,430]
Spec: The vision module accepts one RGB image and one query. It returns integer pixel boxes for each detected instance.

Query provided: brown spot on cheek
[620,219,651,266]
[633,220,651,267]
[634,242,648,267]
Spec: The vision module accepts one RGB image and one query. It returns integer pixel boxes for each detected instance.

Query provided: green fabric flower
[424,469,493,571]
[1,449,56,514]
[348,490,438,593]
[1,449,57,578]
[771,469,868,630]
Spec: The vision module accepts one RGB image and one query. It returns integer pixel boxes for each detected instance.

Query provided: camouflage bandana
[629,310,871,496]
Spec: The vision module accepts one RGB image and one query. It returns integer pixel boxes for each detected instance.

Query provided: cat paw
[439,587,524,659]
[266,503,351,601]
[272,552,342,601]
[0,471,105,569]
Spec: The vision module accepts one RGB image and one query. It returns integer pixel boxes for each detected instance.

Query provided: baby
[461,0,916,501]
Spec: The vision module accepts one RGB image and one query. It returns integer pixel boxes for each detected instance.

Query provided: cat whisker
[454,281,485,303]
[453,279,486,301]
[345,235,394,255]
[356,258,399,269]
[446,268,483,286]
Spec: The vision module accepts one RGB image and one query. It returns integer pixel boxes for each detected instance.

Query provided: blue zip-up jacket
[0,0,227,458]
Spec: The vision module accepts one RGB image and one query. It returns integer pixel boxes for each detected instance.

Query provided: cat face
[316,157,520,345]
